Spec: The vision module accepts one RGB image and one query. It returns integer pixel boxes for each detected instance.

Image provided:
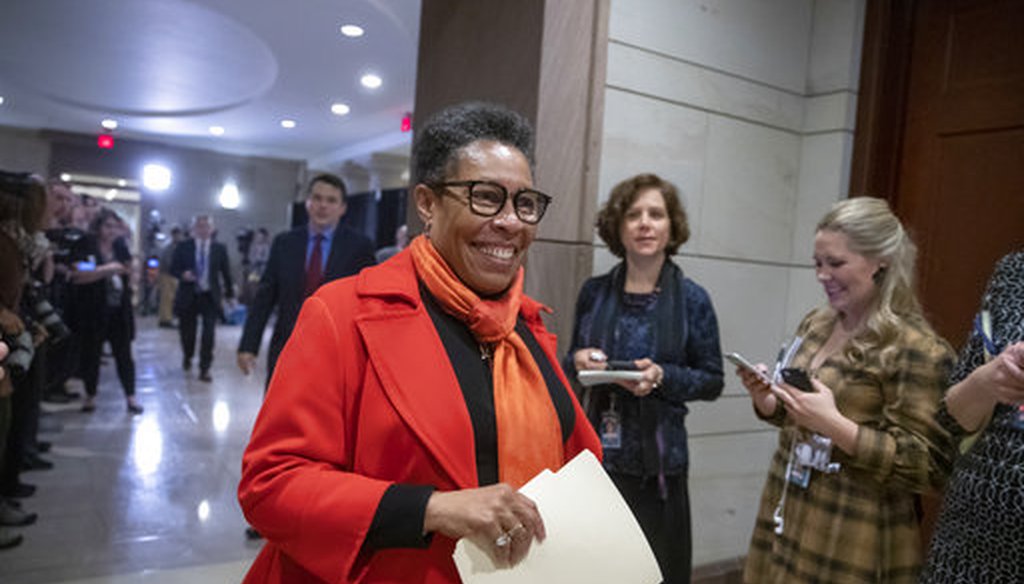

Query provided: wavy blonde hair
[816,197,931,365]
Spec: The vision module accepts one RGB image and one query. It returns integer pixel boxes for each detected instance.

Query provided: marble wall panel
[699,116,802,261]
[688,395,772,435]
[803,91,858,134]
[791,133,851,260]
[597,88,709,239]
[688,432,779,564]
[785,265,825,336]
[681,255,792,379]
[807,0,867,93]
[609,0,814,93]
[606,43,804,131]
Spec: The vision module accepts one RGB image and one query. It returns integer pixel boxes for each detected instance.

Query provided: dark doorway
[852,0,1024,347]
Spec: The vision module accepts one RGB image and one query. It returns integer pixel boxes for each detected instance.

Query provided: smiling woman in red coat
[238,102,601,584]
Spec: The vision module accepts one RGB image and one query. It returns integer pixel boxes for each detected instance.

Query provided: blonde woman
[737,197,955,583]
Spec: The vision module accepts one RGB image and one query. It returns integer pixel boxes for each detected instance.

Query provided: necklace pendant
[479,343,492,361]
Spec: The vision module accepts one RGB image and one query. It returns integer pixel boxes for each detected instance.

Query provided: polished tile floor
[1,318,266,583]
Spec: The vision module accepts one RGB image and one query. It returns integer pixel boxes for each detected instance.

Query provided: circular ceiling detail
[0,0,278,116]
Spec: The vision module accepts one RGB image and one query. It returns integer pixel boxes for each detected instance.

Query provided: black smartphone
[606,360,639,371]
[780,368,815,392]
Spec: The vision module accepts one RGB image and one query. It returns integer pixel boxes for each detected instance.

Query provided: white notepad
[453,450,662,584]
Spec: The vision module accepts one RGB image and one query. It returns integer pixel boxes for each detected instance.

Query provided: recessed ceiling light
[219,182,241,210]
[117,179,127,187]
[101,118,118,130]
[280,119,296,129]
[209,126,225,136]
[340,24,364,37]
[361,73,382,89]
[331,103,351,116]
[0,96,5,106]
[60,173,70,182]
[142,164,172,191]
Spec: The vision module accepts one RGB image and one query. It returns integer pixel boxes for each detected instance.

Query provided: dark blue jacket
[563,260,724,476]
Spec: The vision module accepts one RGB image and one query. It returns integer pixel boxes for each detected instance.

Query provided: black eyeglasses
[428,180,552,225]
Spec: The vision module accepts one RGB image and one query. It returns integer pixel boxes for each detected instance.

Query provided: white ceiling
[0,0,421,168]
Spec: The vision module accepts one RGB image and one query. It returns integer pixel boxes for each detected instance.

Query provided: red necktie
[305,233,324,296]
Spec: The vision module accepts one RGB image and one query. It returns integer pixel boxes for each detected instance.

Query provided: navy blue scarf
[579,259,688,484]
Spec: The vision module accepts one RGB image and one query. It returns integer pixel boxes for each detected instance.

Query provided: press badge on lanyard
[787,433,840,488]
[600,394,622,449]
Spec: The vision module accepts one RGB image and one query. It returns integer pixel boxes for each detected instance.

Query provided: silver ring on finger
[495,532,511,547]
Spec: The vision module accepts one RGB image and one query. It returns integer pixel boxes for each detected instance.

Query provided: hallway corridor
[1,318,264,583]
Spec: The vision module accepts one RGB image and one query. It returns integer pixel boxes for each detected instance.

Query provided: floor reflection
[0,318,264,583]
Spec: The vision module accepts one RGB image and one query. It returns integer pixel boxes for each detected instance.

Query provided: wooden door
[898,0,1024,346]
[852,0,1024,550]
[854,0,1024,347]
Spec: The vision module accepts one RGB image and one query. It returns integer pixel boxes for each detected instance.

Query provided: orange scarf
[410,236,564,487]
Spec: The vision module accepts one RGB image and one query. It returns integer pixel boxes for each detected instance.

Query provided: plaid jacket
[744,308,955,583]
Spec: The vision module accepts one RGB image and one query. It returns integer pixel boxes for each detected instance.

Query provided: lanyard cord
[773,437,796,536]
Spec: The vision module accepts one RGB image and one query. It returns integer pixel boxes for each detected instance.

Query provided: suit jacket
[238,225,376,364]
[170,238,233,314]
[238,250,602,584]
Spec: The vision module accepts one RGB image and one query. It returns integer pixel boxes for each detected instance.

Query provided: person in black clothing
[42,178,83,403]
[69,208,142,414]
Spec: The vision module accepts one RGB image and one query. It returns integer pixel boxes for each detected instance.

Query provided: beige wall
[0,126,52,175]
[580,0,866,565]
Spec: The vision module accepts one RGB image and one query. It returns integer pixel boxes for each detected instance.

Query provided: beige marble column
[413,0,610,347]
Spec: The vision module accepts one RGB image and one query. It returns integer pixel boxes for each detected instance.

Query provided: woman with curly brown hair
[564,173,724,584]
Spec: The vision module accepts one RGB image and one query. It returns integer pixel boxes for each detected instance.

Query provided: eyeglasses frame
[427,180,552,225]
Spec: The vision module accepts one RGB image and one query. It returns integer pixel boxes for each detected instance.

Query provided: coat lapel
[288,228,308,293]
[353,260,478,489]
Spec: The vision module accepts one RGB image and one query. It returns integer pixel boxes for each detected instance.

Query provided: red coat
[238,249,601,583]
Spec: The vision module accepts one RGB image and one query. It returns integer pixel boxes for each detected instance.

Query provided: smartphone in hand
[725,352,771,383]
[780,367,815,392]
[606,360,639,371]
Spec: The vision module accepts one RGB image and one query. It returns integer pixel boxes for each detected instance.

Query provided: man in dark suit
[171,214,233,382]
[237,173,375,384]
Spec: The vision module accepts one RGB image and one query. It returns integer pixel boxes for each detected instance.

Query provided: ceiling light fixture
[219,182,240,209]
[142,164,172,191]
[101,118,118,130]
[360,73,382,89]
[0,96,5,106]
[209,126,225,136]
[331,103,351,116]
[280,119,296,129]
[340,24,364,37]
